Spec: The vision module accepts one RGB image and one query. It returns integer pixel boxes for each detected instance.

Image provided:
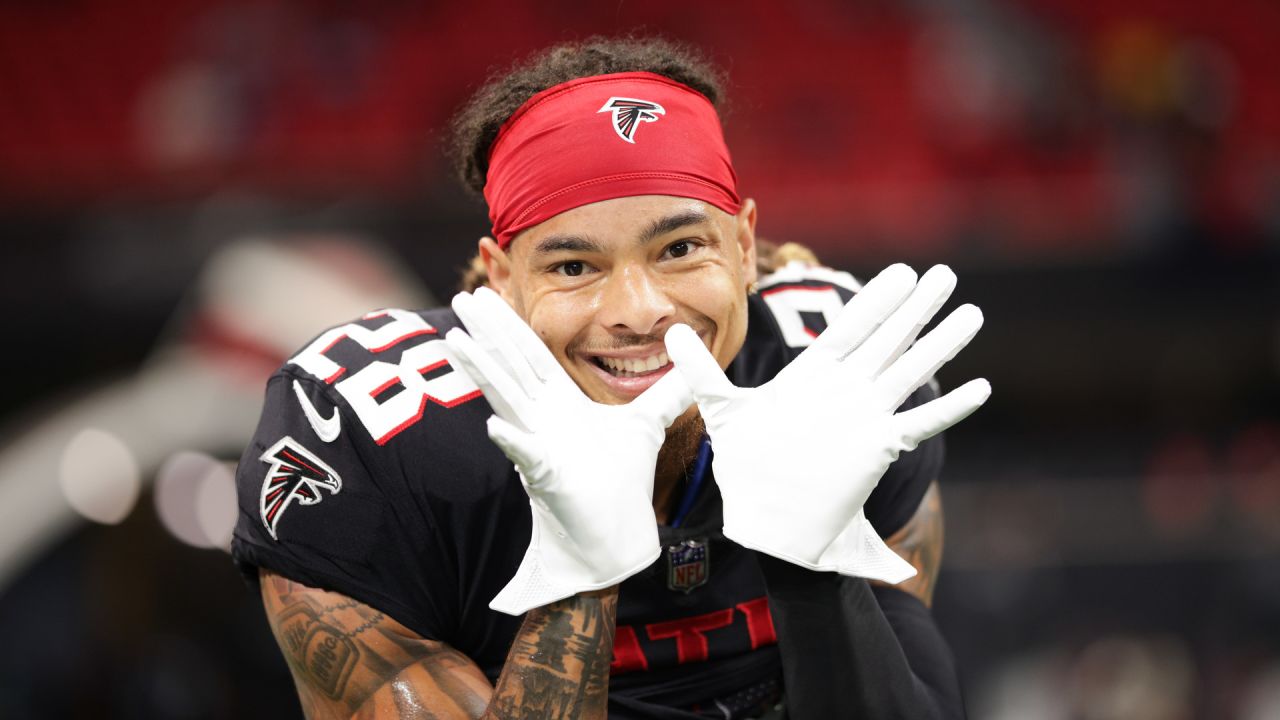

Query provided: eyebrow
[530,209,714,256]
[533,234,603,255]
[639,210,712,244]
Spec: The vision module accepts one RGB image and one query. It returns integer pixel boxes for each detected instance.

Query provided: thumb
[664,324,736,405]
[629,368,695,429]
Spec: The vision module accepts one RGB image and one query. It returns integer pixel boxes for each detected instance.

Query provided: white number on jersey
[288,309,480,444]
[758,262,862,349]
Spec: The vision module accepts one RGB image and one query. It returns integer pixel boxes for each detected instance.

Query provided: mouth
[591,350,672,378]
[576,329,709,401]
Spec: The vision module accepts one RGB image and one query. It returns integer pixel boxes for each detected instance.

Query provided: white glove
[663,264,990,582]
[444,287,693,615]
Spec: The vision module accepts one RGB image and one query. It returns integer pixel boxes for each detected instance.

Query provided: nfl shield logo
[667,538,709,593]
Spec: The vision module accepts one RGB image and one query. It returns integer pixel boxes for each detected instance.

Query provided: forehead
[509,195,727,255]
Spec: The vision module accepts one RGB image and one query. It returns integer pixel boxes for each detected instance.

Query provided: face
[481,195,758,406]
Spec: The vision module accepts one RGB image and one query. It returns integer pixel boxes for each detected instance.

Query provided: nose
[597,265,676,336]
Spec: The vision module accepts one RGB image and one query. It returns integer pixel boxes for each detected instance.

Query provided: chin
[656,407,705,470]
[666,406,704,440]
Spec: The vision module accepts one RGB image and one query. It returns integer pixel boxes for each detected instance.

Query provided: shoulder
[733,261,864,387]
[245,304,512,508]
[752,261,863,347]
[278,306,489,449]
[233,306,521,643]
[759,260,863,295]
[235,303,509,550]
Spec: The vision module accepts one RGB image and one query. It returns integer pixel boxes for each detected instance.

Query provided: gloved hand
[444,287,693,615]
[663,264,990,582]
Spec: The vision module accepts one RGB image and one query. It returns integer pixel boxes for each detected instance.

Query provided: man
[232,37,988,718]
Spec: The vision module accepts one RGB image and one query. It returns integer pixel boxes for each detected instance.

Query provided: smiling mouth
[591,351,672,378]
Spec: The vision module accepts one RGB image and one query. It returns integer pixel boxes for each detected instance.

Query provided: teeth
[599,352,670,376]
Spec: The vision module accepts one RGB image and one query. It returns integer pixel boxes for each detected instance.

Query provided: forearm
[260,569,618,720]
[484,587,619,719]
[760,555,962,720]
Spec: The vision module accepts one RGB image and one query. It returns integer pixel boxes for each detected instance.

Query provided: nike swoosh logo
[292,380,341,443]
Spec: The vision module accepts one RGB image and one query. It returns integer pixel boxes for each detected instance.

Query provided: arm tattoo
[261,571,617,719]
[261,573,490,718]
[487,592,618,719]
[872,480,944,606]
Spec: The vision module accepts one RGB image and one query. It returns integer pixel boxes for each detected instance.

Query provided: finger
[664,324,736,405]
[876,304,983,410]
[893,378,991,448]
[451,291,543,391]
[473,287,571,389]
[444,327,536,431]
[485,415,544,483]
[449,292,496,354]
[845,265,957,378]
[450,291,505,363]
[808,263,917,361]
[629,368,695,428]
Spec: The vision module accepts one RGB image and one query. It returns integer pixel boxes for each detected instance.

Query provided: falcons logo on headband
[598,97,666,143]
[259,437,342,540]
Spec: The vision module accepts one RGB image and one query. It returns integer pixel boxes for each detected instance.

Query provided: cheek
[715,298,750,365]
[524,293,597,353]
[675,270,749,358]
[680,259,745,305]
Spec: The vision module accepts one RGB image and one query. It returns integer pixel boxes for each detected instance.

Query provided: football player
[233,37,988,719]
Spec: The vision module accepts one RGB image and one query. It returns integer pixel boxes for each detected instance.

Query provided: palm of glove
[665,264,991,580]
[444,287,692,614]
[698,362,909,563]
[502,387,667,574]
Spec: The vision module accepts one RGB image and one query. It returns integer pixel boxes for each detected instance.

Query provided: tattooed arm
[259,569,618,720]
[870,480,944,606]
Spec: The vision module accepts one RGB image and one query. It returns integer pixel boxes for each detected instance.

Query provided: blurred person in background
[231,37,989,719]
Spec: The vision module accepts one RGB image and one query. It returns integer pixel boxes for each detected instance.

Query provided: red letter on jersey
[735,597,778,650]
[645,609,735,664]
[610,625,648,675]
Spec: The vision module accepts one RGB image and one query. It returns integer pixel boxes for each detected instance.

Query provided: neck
[652,414,705,525]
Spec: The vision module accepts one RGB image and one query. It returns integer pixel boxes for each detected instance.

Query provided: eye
[664,239,700,259]
[554,261,587,277]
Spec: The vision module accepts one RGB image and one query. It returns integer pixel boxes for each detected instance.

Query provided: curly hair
[447,36,726,196]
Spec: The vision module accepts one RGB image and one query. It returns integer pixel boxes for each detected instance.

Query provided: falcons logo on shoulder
[259,437,342,540]
[597,97,666,143]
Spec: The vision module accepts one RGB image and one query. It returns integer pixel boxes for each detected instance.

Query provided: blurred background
[1,0,1277,717]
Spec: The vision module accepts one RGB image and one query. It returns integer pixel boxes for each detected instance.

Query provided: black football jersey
[231,264,943,718]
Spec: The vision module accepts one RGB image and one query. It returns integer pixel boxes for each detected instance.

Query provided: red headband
[484,71,741,248]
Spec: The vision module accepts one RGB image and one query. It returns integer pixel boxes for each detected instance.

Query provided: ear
[735,198,759,287]
[478,237,513,298]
